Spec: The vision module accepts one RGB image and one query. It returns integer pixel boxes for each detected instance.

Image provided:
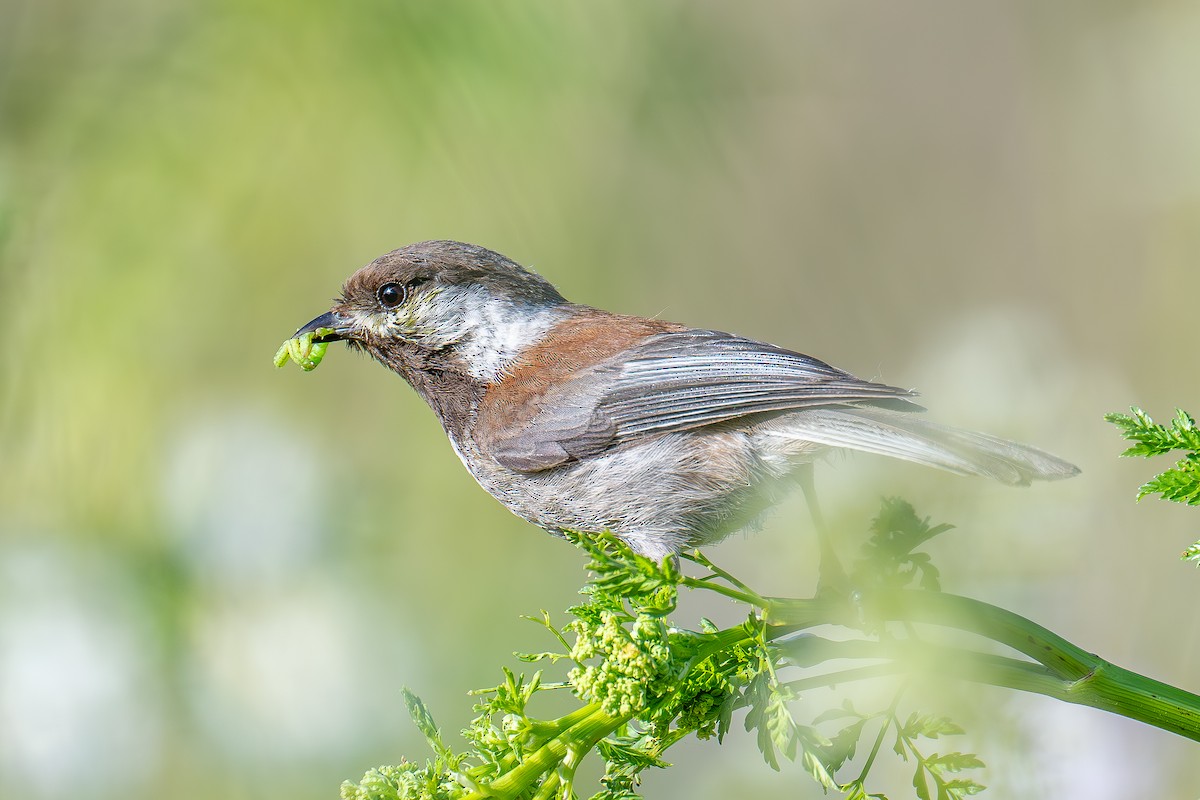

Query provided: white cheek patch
[377,284,566,381]
[456,298,568,381]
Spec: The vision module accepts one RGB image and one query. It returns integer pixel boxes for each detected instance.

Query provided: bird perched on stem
[285,240,1078,564]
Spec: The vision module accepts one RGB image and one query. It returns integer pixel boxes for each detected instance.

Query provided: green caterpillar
[274,327,335,372]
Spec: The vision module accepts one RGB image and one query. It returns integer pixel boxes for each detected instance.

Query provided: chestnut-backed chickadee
[291,240,1078,561]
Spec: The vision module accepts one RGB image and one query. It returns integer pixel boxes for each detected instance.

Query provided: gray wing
[488,329,921,472]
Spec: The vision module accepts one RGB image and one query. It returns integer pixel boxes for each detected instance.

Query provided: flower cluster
[568,610,675,718]
[339,763,461,800]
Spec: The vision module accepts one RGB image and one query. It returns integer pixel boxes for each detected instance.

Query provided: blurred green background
[3,1,1200,798]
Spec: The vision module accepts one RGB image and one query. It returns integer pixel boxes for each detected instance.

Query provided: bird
[287,240,1079,564]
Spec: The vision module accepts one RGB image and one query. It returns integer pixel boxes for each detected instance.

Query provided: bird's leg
[796,462,847,595]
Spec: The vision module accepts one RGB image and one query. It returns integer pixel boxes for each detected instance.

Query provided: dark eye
[378,283,406,308]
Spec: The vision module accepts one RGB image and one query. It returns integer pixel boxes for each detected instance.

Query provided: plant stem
[766,590,1200,742]
[877,590,1200,740]
[856,681,906,784]
[680,576,761,607]
[682,551,759,595]
[465,705,629,800]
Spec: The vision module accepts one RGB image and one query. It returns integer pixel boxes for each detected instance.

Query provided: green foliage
[341,454,1200,799]
[1108,407,1200,561]
[341,513,993,800]
[853,498,953,592]
[892,713,985,800]
[1107,407,1200,460]
[340,764,461,800]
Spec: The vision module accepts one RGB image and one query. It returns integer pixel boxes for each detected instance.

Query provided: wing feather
[597,331,920,437]
[487,329,920,472]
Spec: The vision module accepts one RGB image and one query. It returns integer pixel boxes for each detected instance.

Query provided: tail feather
[763,407,1079,486]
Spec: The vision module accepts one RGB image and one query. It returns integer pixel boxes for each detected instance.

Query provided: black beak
[295,311,351,342]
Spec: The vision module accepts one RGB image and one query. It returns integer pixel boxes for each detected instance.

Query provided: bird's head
[295,241,571,386]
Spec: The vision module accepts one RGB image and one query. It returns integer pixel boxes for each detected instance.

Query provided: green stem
[938,649,1200,741]
[691,620,761,660]
[682,551,760,596]
[856,680,907,784]
[785,662,908,692]
[761,596,844,630]
[768,599,1200,742]
[874,590,1200,740]
[466,704,629,800]
[874,590,1095,675]
[528,770,559,800]
[680,576,761,607]
[467,704,600,783]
